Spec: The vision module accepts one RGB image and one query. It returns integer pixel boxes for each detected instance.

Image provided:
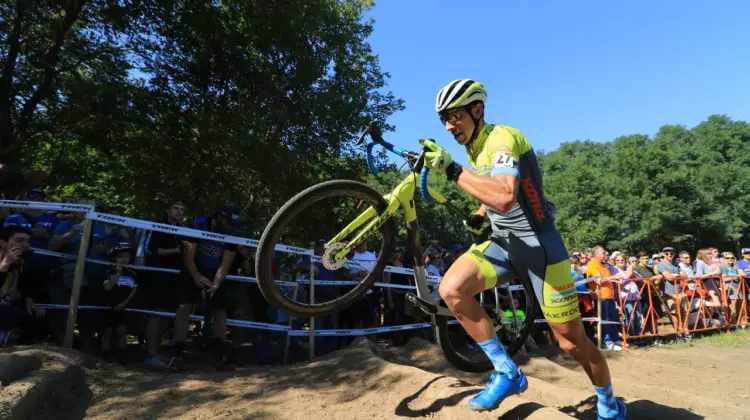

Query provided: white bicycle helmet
[435,79,487,113]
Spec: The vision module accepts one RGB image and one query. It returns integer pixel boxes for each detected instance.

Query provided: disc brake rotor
[322,242,349,270]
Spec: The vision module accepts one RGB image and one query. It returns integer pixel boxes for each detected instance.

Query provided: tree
[539,115,750,254]
[10,0,403,229]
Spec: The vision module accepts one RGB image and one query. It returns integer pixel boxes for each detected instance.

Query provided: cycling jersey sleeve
[486,126,522,178]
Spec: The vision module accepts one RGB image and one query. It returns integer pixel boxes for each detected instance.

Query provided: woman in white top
[613,253,642,336]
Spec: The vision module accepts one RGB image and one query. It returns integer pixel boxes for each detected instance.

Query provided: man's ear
[472,102,484,120]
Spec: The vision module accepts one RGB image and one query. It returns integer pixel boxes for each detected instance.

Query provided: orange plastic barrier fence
[605,274,748,348]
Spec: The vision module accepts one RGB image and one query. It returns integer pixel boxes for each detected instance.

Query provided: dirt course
[2,335,749,420]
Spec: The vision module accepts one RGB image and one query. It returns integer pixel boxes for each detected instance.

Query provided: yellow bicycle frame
[327,172,449,262]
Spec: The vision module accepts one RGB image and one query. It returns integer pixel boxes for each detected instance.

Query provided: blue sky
[364,1,750,166]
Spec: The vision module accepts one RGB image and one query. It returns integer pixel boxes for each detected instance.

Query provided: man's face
[2,232,31,254]
[679,253,691,265]
[639,255,649,266]
[115,251,131,265]
[743,252,750,261]
[663,250,674,262]
[441,103,481,145]
[593,248,606,262]
[168,204,185,222]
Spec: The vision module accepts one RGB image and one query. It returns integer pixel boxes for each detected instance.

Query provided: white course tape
[0,200,94,213]
[86,211,312,256]
[37,304,290,331]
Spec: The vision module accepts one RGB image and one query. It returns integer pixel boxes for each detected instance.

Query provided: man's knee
[438,277,463,305]
[552,322,589,354]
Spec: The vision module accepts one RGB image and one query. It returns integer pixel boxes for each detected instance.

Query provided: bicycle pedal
[406,293,438,315]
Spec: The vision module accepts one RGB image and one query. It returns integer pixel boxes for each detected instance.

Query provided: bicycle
[254,122,536,372]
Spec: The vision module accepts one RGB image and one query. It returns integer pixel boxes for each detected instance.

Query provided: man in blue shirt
[169,204,240,371]
[738,248,750,273]
[4,189,58,305]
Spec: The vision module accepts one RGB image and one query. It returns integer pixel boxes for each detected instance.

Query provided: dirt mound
[0,346,92,420]
[3,336,748,419]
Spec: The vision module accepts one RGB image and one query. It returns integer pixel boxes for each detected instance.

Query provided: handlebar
[357,121,436,202]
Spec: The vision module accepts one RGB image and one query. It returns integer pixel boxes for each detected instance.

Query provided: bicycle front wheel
[255,180,396,318]
[433,274,537,373]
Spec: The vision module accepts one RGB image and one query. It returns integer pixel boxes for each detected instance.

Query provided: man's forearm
[213,266,229,287]
[157,247,181,256]
[185,260,202,281]
[455,168,515,213]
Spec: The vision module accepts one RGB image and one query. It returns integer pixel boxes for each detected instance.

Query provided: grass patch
[698,328,750,347]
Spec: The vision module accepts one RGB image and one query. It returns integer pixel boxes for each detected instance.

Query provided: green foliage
[539,115,750,254]
[2,0,403,228]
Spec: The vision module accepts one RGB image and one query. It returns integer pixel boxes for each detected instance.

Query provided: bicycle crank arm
[406,293,438,315]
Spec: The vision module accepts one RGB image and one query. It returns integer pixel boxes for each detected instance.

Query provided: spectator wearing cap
[655,246,687,326]
[3,188,59,311]
[0,224,46,344]
[169,204,241,371]
[100,242,138,362]
[141,199,186,368]
[738,248,750,274]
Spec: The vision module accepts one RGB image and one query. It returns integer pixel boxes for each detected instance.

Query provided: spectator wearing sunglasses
[719,252,745,322]
[655,246,686,325]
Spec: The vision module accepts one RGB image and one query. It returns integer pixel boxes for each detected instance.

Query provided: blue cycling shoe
[598,398,627,420]
[468,370,528,412]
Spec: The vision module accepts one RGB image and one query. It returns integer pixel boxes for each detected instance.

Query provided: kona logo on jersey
[520,176,545,222]
[549,294,576,305]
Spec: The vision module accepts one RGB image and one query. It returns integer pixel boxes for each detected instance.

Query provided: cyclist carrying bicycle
[421,79,626,419]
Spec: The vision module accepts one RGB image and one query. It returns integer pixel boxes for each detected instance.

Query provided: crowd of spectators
[570,245,749,350]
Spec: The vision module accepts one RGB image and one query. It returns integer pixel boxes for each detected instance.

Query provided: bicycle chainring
[321,242,349,270]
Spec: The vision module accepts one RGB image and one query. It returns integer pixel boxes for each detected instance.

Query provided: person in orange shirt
[587,246,622,351]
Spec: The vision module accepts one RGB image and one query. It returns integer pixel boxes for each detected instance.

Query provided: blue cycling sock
[594,383,618,418]
[477,336,519,377]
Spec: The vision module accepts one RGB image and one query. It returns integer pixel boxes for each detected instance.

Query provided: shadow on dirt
[394,376,479,417]
[560,395,704,420]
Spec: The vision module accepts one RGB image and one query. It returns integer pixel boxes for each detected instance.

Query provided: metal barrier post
[309,263,315,361]
[596,278,602,349]
[283,284,299,364]
[64,218,92,348]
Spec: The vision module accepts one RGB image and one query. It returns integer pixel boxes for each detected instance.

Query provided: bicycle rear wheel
[434,275,536,373]
[255,180,396,318]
